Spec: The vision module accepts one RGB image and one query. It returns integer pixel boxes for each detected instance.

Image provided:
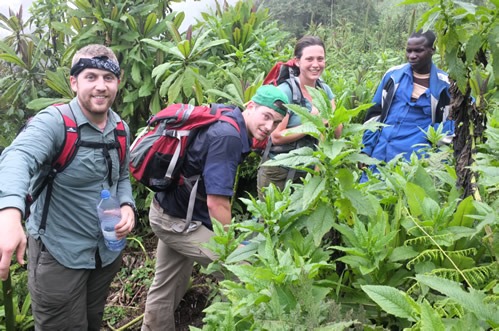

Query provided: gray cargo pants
[27,236,121,330]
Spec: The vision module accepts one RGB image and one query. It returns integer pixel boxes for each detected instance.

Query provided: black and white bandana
[70,56,121,78]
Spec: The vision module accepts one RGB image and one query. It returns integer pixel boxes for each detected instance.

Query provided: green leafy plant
[143,27,227,105]
[362,274,499,330]
[0,266,34,331]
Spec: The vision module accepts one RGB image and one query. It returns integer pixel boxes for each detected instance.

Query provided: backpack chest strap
[78,140,122,186]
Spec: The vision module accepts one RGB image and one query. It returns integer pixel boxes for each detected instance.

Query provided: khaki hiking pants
[257,165,305,200]
[141,199,217,331]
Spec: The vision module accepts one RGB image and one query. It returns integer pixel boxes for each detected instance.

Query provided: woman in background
[257,35,342,199]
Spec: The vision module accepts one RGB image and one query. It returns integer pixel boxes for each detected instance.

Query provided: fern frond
[404,233,455,246]
[448,248,477,258]
[406,282,419,296]
[404,235,433,246]
[407,249,446,269]
[406,225,434,237]
[430,268,461,282]
[484,294,499,304]
[430,264,495,287]
[434,299,465,318]
[461,264,497,285]
[404,208,474,287]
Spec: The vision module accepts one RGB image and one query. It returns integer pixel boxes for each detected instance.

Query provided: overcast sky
[0,0,239,35]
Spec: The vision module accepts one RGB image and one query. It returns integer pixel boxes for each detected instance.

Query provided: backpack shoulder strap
[219,115,240,132]
[35,103,79,234]
[209,104,240,132]
[113,117,127,165]
[316,79,327,91]
[286,74,302,105]
[52,104,79,172]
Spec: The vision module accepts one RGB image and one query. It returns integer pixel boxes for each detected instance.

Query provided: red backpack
[263,58,302,103]
[22,104,127,233]
[129,103,239,192]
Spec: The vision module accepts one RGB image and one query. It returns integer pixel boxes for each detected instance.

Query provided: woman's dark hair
[410,29,436,48]
[294,36,325,59]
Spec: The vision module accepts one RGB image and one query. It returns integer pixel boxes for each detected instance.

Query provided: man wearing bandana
[0,44,136,329]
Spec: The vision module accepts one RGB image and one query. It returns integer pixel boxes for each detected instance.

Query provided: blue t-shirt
[156,107,250,229]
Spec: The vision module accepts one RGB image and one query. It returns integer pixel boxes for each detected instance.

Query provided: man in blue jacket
[361,30,453,181]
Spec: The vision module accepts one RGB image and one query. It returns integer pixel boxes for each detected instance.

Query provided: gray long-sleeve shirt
[0,98,134,268]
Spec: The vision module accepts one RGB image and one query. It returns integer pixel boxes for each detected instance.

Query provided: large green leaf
[142,39,183,59]
[45,69,73,98]
[416,275,499,326]
[465,34,483,67]
[389,245,419,262]
[343,189,377,217]
[420,197,440,224]
[26,97,70,111]
[361,285,419,321]
[226,243,258,264]
[404,182,426,217]
[308,86,332,118]
[305,201,335,246]
[131,62,142,84]
[449,195,475,227]
[0,53,25,69]
[138,79,154,98]
[411,165,438,202]
[420,299,445,331]
[285,121,321,138]
[143,12,157,36]
[0,80,23,104]
[302,176,325,209]
[264,146,317,169]
[287,103,324,128]
[165,20,182,43]
[152,62,176,84]
[159,70,180,97]
[182,67,196,97]
[177,40,191,58]
[321,140,346,163]
[168,73,183,103]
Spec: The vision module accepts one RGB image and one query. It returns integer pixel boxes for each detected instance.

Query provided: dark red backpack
[24,104,127,233]
[129,103,239,192]
[263,59,302,103]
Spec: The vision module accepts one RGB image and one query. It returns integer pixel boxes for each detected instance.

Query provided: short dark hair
[294,36,325,59]
[410,29,436,48]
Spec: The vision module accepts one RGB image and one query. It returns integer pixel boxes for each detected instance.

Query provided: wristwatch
[120,202,139,221]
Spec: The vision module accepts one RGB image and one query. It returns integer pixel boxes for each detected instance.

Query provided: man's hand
[0,208,26,281]
[116,205,136,239]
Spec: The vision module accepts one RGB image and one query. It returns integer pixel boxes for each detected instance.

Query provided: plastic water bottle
[96,189,126,251]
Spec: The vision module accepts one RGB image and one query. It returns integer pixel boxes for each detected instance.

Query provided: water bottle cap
[100,189,111,199]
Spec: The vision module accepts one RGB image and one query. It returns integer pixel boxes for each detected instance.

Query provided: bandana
[70,56,121,78]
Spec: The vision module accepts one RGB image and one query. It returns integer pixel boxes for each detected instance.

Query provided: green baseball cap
[251,85,289,116]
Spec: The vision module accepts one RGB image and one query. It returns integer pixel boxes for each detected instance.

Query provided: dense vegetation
[0,0,497,329]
